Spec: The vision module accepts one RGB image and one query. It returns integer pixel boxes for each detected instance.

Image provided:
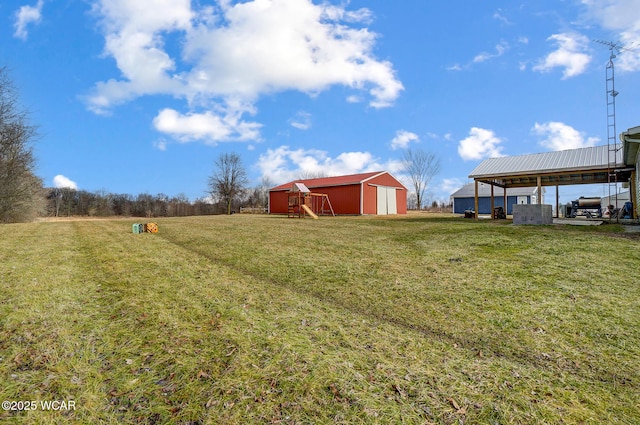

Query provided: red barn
[269,171,407,215]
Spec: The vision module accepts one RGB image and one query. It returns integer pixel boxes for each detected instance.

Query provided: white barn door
[377,186,397,215]
[386,187,397,214]
[377,186,387,214]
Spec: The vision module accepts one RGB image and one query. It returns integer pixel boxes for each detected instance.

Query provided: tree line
[42,180,272,219]
[41,188,268,218]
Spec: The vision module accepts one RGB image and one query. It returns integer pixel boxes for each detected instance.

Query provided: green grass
[0,215,638,424]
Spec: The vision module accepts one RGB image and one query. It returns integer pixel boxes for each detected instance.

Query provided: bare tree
[0,67,42,223]
[256,175,273,209]
[298,170,328,179]
[402,148,440,211]
[245,175,274,210]
[208,152,248,215]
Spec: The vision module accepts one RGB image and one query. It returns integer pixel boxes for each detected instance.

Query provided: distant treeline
[41,187,452,218]
[43,186,270,218]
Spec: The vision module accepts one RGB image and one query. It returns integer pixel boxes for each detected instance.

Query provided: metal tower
[594,40,624,215]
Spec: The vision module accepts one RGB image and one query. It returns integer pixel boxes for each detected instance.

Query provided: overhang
[469,144,634,188]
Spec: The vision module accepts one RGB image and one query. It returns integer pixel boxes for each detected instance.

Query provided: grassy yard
[0,215,638,424]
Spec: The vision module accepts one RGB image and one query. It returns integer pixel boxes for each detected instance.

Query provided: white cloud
[183,0,403,106]
[85,0,192,112]
[153,139,168,151]
[473,41,509,63]
[289,111,312,130]
[13,0,44,40]
[532,121,599,151]
[53,175,78,190]
[448,40,509,71]
[493,10,512,26]
[440,178,464,196]
[256,145,397,184]
[390,130,419,150]
[616,31,640,71]
[153,107,262,144]
[87,0,403,142]
[457,127,505,161]
[533,33,592,79]
[580,0,640,72]
[94,0,193,33]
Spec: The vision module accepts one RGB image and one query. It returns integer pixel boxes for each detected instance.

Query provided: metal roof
[270,171,407,191]
[451,183,538,198]
[469,144,622,178]
[468,144,634,188]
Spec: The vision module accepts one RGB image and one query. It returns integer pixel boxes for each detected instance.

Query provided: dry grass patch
[0,215,638,424]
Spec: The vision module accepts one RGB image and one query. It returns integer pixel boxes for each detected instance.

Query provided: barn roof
[451,183,539,198]
[270,171,406,191]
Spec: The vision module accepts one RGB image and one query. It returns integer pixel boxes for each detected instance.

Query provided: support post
[537,176,542,205]
[504,187,508,215]
[474,180,479,221]
[630,170,637,219]
[555,185,559,218]
[490,184,495,219]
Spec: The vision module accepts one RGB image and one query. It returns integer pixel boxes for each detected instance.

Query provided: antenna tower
[594,40,624,217]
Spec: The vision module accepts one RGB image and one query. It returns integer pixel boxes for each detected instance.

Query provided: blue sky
[2,0,639,204]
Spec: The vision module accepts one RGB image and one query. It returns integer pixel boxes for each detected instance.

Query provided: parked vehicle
[570,197,602,218]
